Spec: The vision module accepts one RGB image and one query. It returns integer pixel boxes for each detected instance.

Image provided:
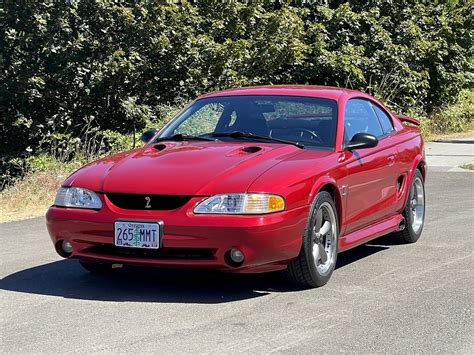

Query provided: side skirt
[338,214,404,252]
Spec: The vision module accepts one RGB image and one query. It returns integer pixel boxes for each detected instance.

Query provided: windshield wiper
[153,133,216,143]
[206,131,304,149]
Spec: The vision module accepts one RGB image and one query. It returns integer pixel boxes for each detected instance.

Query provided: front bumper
[45,197,308,273]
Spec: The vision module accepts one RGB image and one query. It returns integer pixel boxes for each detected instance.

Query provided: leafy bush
[1,0,473,188]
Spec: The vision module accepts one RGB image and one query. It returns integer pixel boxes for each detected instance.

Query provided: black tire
[395,169,425,243]
[79,260,112,274]
[283,191,339,288]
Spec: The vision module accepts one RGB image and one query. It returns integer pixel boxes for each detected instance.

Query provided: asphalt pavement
[1,138,473,354]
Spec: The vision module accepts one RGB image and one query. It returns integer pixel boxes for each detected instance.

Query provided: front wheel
[284,191,339,288]
[395,169,425,243]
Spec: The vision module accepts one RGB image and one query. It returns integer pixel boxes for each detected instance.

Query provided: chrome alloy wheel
[410,176,425,234]
[312,202,337,276]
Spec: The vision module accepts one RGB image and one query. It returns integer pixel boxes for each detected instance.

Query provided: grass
[0,169,67,223]
[460,163,474,171]
[425,123,474,142]
[0,158,82,223]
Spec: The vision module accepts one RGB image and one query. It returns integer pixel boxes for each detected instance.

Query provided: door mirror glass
[345,133,378,151]
[141,128,158,144]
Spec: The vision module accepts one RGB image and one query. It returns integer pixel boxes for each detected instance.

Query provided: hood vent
[153,144,167,151]
[241,146,262,153]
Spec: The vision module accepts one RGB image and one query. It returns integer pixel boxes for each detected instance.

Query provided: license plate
[114,221,161,249]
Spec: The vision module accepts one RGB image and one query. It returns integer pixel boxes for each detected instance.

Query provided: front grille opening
[86,244,215,260]
[107,193,192,210]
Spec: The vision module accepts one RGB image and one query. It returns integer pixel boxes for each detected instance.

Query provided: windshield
[158,95,338,149]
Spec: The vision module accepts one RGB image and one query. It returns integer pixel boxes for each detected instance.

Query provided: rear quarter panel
[391,126,425,212]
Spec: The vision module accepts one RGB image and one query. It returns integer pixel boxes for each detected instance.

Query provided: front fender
[308,175,345,235]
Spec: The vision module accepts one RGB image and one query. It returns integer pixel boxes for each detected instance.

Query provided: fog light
[61,240,73,254]
[230,248,244,264]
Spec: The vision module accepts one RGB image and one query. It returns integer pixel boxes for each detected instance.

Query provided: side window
[344,99,383,142]
[371,103,394,134]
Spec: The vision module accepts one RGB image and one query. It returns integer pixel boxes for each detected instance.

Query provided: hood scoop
[241,146,262,153]
[225,145,263,157]
[153,144,167,151]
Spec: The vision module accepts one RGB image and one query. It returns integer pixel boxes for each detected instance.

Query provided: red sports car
[46,86,426,287]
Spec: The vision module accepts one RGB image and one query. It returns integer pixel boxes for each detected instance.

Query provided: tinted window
[344,99,383,142]
[371,103,394,134]
[161,96,338,149]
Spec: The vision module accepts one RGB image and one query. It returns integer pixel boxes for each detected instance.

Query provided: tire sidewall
[405,169,425,240]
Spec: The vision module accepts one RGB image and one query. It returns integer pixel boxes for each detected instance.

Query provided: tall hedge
[1,0,472,175]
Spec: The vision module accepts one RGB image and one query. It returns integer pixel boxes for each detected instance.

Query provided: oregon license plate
[114,221,161,249]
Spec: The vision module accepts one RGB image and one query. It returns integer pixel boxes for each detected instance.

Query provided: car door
[369,101,405,215]
[343,98,399,234]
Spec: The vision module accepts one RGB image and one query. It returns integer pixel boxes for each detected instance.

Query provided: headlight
[193,193,285,214]
[54,187,102,209]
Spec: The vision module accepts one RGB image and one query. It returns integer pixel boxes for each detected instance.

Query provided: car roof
[199,85,363,101]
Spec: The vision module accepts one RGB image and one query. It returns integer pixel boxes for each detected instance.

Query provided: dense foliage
[1,0,473,186]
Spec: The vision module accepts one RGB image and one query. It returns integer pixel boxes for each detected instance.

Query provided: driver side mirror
[140,128,158,144]
[345,133,378,151]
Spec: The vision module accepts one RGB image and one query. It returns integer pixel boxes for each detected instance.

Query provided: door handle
[387,155,395,166]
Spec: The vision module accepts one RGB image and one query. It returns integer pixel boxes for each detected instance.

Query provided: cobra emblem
[145,196,151,209]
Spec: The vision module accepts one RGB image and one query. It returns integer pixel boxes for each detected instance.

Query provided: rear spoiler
[396,115,420,126]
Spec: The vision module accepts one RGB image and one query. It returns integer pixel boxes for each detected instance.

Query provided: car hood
[64,141,311,195]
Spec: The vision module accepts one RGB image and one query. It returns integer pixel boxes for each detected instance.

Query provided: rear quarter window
[371,103,394,135]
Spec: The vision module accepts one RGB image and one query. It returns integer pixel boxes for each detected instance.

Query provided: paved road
[1,142,473,353]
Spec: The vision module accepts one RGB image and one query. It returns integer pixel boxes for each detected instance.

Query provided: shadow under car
[0,236,395,303]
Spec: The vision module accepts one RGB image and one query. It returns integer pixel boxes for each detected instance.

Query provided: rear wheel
[284,191,338,288]
[395,169,425,243]
[79,260,112,274]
